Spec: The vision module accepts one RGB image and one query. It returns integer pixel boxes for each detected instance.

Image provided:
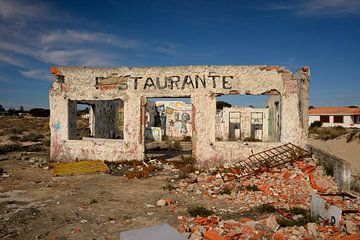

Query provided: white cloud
[268,0,360,16]
[298,0,360,15]
[0,75,12,83]
[40,30,138,49]
[20,69,52,81]
[0,0,182,73]
[0,53,25,67]
[0,0,47,20]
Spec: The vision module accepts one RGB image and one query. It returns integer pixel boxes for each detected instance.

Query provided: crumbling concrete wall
[307,144,351,192]
[49,65,310,166]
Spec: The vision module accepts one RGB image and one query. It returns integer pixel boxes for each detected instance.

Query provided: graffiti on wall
[166,107,192,137]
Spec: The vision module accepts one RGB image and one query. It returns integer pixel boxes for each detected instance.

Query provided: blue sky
[0,0,359,109]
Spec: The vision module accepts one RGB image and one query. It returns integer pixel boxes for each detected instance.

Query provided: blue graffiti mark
[53,123,61,130]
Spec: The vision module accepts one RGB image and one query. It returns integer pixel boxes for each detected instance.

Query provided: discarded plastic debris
[53,160,109,176]
[120,223,187,240]
[218,143,312,182]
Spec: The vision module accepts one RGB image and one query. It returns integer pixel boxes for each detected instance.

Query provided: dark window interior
[334,115,343,123]
[320,115,329,123]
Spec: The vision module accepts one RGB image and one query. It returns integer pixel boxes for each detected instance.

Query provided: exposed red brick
[302,66,310,72]
[165,199,176,205]
[204,230,225,240]
[336,232,360,240]
[99,84,117,91]
[273,231,284,240]
[194,217,209,225]
[309,171,327,193]
[51,67,59,74]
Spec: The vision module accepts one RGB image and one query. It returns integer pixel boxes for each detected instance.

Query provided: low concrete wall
[307,144,351,192]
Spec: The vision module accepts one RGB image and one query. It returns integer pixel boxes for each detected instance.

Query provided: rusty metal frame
[218,143,312,183]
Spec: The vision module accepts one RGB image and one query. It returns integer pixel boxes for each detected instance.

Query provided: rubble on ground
[160,158,359,239]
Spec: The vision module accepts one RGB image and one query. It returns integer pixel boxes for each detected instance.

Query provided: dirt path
[0,155,223,240]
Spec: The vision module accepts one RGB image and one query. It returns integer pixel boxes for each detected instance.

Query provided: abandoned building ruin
[49,65,310,167]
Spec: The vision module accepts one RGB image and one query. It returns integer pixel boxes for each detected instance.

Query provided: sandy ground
[0,117,232,239]
[1,117,359,239]
[1,152,236,240]
[308,137,360,176]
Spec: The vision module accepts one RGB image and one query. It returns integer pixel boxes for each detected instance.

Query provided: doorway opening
[144,97,192,161]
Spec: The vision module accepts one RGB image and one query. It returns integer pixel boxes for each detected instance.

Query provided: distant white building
[309,107,360,128]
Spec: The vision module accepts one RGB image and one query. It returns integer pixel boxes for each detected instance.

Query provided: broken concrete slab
[119,223,187,240]
[311,193,342,225]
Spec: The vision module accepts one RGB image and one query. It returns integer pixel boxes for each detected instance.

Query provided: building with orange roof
[309,107,360,128]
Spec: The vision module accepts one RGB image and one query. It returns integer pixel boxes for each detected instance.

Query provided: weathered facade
[49,65,310,167]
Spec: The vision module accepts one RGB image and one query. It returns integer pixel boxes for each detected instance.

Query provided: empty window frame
[215,94,281,142]
[68,99,124,140]
[250,112,263,141]
[228,112,241,141]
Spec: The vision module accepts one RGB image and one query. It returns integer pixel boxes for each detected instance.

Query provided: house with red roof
[309,107,360,128]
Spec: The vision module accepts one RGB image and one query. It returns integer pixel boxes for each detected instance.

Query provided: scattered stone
[266,214,280,231]
[156,199,166,207]
[306,223,318,237]
[345,220,358,234]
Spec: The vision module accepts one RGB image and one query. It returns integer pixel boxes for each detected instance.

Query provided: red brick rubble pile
[172,160,360,240]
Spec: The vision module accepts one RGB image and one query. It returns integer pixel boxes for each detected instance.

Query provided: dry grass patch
[309,126,347,140]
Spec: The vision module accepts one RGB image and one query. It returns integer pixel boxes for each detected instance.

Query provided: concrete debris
[265,214,279,231]
[156,199,166,207]
[105,159,164,178]
[171,159,360,239]
[218,143,312,182]
[0,167,11,178]
[345,220,359,234]
[306,222,318,236]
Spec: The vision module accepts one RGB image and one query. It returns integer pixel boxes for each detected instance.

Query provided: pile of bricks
[171,160,360,239]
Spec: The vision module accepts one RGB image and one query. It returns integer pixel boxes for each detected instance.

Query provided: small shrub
[188,206,214,217]
[278,207,318,227]
[310,121,322,128]
[125,165,158,179]
[0,144,20,154]
[42,138,50,146]
[255,204,276,214]
[163,184,176,191]
[219,188,231,195]
[10,135,21,141]
[346,129,360,143]
[312,127,347,140]
[21,132,43,142]
[170,140,181,151]
[27,144,42,152]
[246,185,260,191]
[10,127,25,134]
[173,156,196,174]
